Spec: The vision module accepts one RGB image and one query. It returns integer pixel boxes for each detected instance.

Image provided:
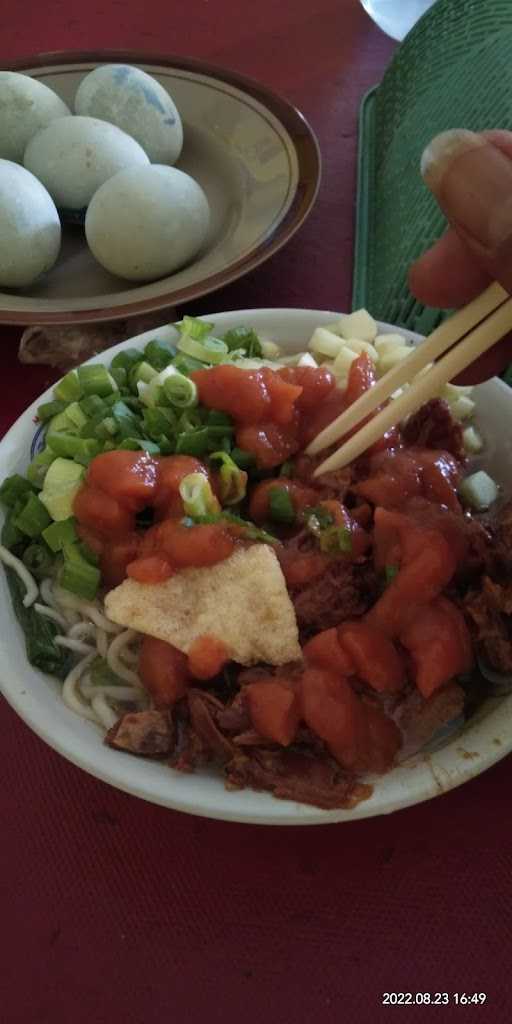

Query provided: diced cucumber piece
[40,458,85,521]
[459,470,498,511]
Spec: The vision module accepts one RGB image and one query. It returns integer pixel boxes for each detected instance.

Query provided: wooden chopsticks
[308,282,512,477]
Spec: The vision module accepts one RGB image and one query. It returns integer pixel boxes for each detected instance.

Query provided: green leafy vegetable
[5,568,70,678]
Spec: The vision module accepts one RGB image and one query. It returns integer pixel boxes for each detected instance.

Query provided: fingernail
[421,129,512,256]
[420,130,485,188]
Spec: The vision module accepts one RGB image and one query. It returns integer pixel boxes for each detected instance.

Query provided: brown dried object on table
[18,310,176,372]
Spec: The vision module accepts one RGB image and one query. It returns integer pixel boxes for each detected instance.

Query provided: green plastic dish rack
[353,0,512,333]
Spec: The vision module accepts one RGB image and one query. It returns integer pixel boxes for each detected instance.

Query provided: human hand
[408,129,512,383]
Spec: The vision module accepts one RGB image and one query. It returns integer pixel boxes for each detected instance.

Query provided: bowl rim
[1,305,511,826]
[0,50,321,326]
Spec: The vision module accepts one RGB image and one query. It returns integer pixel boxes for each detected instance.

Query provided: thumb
[421,129,512,293]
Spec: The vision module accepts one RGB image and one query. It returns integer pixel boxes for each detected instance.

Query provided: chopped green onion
[178,334,229,365]
[163,372,197,409]
[111,400,142,439]
[13,492,51,537]
[223,326,262,358]
[37,399,67,422]
[209,451,248,505]
[117,438,161,455]
[186,511,278,546]
[46,432,102,461]
[27,450,57,490]
[40,458,85,522]
[90,656,125,688]
[128,360,158,392]
[179,472,220,517]
[1,507,25,550]
[157,436,174,455]
[385,564,399,585]
[173,353,204,375]
[94,416,118,440]
[78,541,100,566]
[268,486,296,525]
[60,543,100,600]
[110,348,143,372]
[175,427,231,457]
[22,543,54,579]
[319,526,352,555]
[142,406,178,440]
[176,315,214,341]
[144,338,175,370]
[110,367,127,389]
[207,410,233,428]
[230,447,257,471]
[178,408,205,432]
[54,370,82,402]
[42,517,77,552]
[303,505,335,536]
[280,460,294,478]
[77,364,117,397]
[48,409,79,434]
[65,402,88,431]
[0,474,35,509]
[79,394,108,418]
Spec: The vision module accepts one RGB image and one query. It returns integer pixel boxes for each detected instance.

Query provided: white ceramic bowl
[0,308,511,825]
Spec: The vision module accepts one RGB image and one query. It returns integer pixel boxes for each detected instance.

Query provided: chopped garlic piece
[260,339,281,359]
[463,425,483,454]
[377,346,412,376]
[332,346,358,377]
[338,309,377,342]
[442,382,474,401]
[450,396,476,421]
[374,333,408,353]
[343,338,378,361]
[309,327,344,359]
[297,352,319,368]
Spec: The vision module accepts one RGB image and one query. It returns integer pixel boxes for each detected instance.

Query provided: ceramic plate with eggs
[0,52,321,325]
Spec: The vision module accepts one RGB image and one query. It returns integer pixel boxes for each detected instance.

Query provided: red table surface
[1,3,511,1022]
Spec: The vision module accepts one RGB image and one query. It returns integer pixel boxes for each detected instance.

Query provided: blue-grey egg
[74,64,183,165]
[85,165,209,281]
[0,72,70,163]
[23,115,149,221]
[0,159,61,287]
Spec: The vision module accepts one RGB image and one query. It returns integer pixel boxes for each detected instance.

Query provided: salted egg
[74,64,183,165]
[0,159,61,287]
[24,115,149,220]
[0,72,70,163]
[85,165,210,281]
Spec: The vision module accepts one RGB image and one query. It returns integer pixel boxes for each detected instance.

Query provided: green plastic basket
[353,0,512,333]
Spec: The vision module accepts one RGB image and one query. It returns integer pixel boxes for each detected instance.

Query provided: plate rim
[0,50,322,326]
[1,307,512,825]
